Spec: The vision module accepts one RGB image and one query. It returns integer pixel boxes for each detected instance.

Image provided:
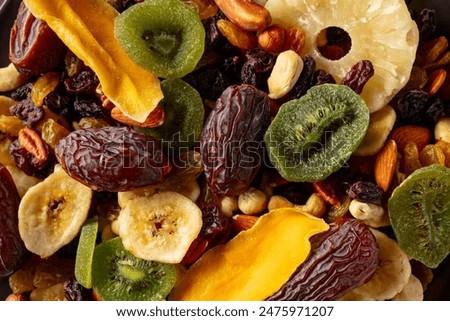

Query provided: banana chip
[340,229,411,301]
[118,191,202,264]
[18,168,93,258]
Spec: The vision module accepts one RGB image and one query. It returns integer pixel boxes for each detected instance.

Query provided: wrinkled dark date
[200,85,271,196]
[55,127,171,192]
[0,164,27,278]
[267,217,379,301]
[9,2,66,76]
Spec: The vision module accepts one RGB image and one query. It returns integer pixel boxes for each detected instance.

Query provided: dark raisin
[313,69,336,86]
[194,68,232,101]
[9,98,45,128]
[291,55,316,98]
[346,181,384,203]
[424,95,445,125]
[267,217,379,301]
[396,89,429,125]
[200,85,271,196]
[11,83,32,101]
[64,69,99,95]
[416,8,436,43]
[44,90,74,117]
[63,277,91,301]
[240,48,275,91]
[340,60,374,94]
[274,182,311,205]
[8,139,53,178]
[73,95,105,118]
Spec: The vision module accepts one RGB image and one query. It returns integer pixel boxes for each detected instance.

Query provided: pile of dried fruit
[0,0,449,301]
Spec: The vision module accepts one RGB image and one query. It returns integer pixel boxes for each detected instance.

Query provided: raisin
[73,96,105,118]
[291,55,316,98]
[191,68,232,101]
[11,83,32,101]
[240,49,275,91]
[346,181,384,203]
[313,69,336,86]
[64,277,91,301]
[9,98,45,128]
[424,95,445,125]
[64,69,99,95]
[416,8,436,43]
[200,85,271,196]
[9,139,53,178]
[396,89,429,125]
[267,217,379,301]
[44,90,74,117]
[55,127,171,192]
[341,60,374,94]
[0,164,28,278]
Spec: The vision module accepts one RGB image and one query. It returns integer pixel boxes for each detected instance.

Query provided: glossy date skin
[0,164,27,278]
[9,2,66,76]
[55,127,171,192]
[200,84,271,196]
[267,217,379,301]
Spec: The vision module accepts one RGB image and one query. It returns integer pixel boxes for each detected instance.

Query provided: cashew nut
[220,196,239,217]
[268,193,326,218]
[0,63,27,92]
[238,187,268,215]
[267,50,303,99]
[349,199,390,227]
[434,116,450,143]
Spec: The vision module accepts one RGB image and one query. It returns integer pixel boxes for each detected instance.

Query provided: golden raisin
[40,118,70,149]
[31,72,60,107]
[419,144,446,167]
[435,140,450,168]
[403,141,422,176]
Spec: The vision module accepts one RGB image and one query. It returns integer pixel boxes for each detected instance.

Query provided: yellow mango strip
[169,208,329,301]
[23,0,163,122]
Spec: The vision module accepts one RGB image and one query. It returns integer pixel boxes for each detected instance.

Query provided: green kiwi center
[117,258,146,281]
[142,29,181,59]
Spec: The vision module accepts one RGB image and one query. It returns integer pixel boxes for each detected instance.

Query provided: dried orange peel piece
[169,208,329,301]
[23,0,163,122]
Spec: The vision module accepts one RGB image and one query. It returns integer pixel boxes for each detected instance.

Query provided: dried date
[200,85,271,196]
[55,127,171,192]
[9,2,66,76]
[0,164,27,278]
[267,217,378,301]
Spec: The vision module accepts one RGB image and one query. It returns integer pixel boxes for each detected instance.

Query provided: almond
[214,0,271,32]
[111,105,165,128]
[231,214,258,232]
[374,139,398,192]
[389,125,432,152]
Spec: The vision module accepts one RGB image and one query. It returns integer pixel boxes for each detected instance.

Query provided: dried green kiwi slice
[137,79,204,150]
[388,164,450,268]
[75,218,99,289]
[114,0,205,79]
[264,84,370,182]
[91,237,177,301]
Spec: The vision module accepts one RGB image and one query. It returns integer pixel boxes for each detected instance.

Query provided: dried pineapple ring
[265,0,419,112]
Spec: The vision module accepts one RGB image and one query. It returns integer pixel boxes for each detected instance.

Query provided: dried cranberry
[340,60,374,94]
[9,98,45,128]
[64,70,99,95]
[346,181,384,203]
[291,55,316,98]
[240,49,275,91]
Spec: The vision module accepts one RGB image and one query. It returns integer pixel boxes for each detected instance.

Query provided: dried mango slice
[169,208,329,301]
[23,0,163,122]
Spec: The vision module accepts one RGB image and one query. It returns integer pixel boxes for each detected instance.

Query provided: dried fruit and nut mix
[0,0,449,301]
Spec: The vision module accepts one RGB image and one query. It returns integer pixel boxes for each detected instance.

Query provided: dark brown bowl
[0,0,449,301]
